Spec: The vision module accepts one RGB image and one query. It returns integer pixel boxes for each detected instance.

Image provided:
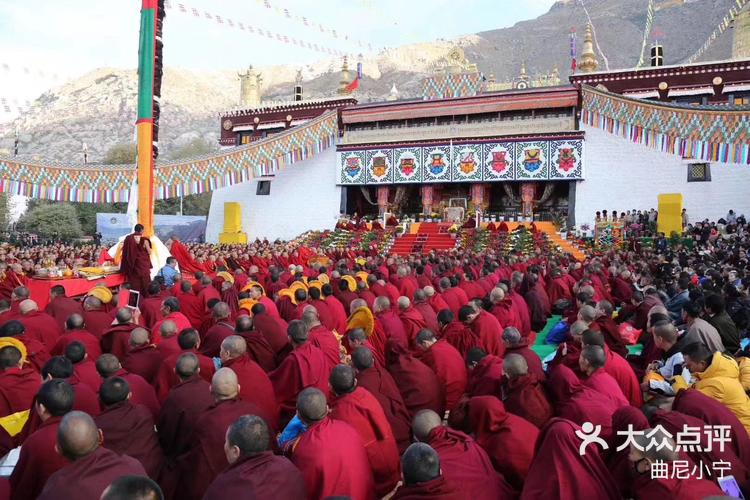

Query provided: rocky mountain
[0,0,740,162]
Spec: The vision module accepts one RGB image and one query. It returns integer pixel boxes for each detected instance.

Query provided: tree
[105,143,137,164]
[166,137,217,161]
[18,204,83,240]
[0,194,12,231]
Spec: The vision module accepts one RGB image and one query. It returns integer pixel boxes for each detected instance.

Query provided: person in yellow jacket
[683,342,750,433]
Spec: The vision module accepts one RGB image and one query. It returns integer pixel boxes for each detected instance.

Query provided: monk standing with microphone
[120,224,152,294]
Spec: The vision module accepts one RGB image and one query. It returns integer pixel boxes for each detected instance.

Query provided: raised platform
[391,223,457,255]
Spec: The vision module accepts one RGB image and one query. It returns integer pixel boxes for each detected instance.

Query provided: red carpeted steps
[391,223,457,255]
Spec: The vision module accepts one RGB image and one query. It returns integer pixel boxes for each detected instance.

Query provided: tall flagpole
[135,0,159,236]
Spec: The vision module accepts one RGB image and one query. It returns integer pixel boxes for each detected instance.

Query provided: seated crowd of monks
[0,234,749,500]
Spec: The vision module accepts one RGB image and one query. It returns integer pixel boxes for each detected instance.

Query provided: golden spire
[579,24,599,73]
[338,56,351,95]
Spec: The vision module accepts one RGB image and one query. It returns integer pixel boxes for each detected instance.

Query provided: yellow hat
[87,286,113,304]
[238,298,258,313]
[0,337,26,365]
[347,306,374,336]
[356,258,366,266]
[217,271,235,284]
[341,275,357,292]
[289,281,308,295]
[317,273,330,285]
[278,288,297,305]
[307,281,323,293]
[355,271,369,287]
[241,280,266,296]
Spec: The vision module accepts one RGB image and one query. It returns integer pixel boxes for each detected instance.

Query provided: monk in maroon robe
[219,335,278,424]
[51,316,101,361]
[251,304,290,356]
[288,388,375,500]
[398,300,427,348]
[302,310,341,369]
[329,365,400,497]
[177,368,271,500]
[501,355,553,429]
[468,396,538,490]
[154,329,215,401]
[466,348,504,397]
[579,345,630,408]
[203,415,306,500]
[507,286,532,336]
[156,353,215,459]
[94,377,164,479]
[439,310,480,359]
[95,354,160,419]
[200,302,236,357]
[324,288,348,334]
[415,331,467,411]
[17,299,61,348]
[37,411,147,500]
[521,418,620,500]
[81,297,117,340]
[581,330,642,406]
[119,224,153,294]
[9,379,72,500]
[413,292,440,333]
[66,344,102,392]
[235,315,276,371]
[269,320,331,424]
[385,340,444,417]
[464,306,505,358]
[374,298,409,347]
[502,327,545,381]
[352,347,412,453]
[45,286,83,330]
[122,328,162,384]
[412,410,514,500]
[392,443,462,500]
[0,345,40,418]
[100,308,139,360]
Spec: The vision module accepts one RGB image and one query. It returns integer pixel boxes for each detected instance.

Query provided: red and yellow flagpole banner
[136,0,164,237]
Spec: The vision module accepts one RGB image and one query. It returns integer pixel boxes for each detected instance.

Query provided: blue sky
[0,0,557,118]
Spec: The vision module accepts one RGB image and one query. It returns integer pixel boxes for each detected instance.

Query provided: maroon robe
[385,340,444,417]
[222,355,278,425]
[414,302,440,334]
[307,324,341,369]
[176,291,204,329]
[203,452,306,500]
[547,277,573,306]
[674,388,750,468]
[154,349,215,402]
[324,295,348,334]
[122,344,162,384]
[291,417,375,500]
[44,296,83,330]
[426,425,514,500]
[119,233,153,293]
[309,299,336,331]
[51,329,101,360]
[501,374,553,429]
[632,465,723,500]
[94,401,164,479]
[236,330,276,372]
[470,310,505,358]
[252,312,290,355]
[199,321,235,358]
[392,476,462,500]
[599,345,643,406]
[178,398,270,500]
[520,418,619,500]
[18,311,61,348]
[69,378,101,416]
[508,290,532,336]
[9,416,68,500]
[582,368,630,408]
[71,358,102,392]
[269,342,330,423]
[13,334,49,372]
[100,323,138,360]
[108,368,160,419]
[81,310,115,340]
[524,285,551,332]
[356,364,412,453]
[375,310,408,347]
[505,343,545,381]
[152,312,192,344]
[330,387,400,496]
[491,300,523,335]
[441,321,480,359]
[37,447,147,500]
[421,340,467,411]
[610,277,634,305]
[0,367,40,417]
[157,375,214,458]
[399,307,427,348]
[440,288,469,317]
[469,396,538,490]
[468,354,504,397]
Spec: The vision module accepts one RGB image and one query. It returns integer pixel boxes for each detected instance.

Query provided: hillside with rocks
[0,0,740,162]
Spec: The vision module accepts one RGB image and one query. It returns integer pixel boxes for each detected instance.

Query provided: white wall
[206,148,340,242]
[575,124,750,228]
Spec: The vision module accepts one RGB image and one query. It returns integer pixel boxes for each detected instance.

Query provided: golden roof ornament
[579,24,599,73]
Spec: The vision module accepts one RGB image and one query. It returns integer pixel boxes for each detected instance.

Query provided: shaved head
[102,476,163,500]
[220,335,247,358]
[402,442,441,486]
[57,411,100,460]
[175,353,199,380]
[297,387,328,424]
[19,299,38,315]
[130,328,150,347]
[211,367,239,400]
[349,298,367,314]
[412,409,442,442]
[95,354,121,378]
[397,296,410,311]
[578,305,597,323]
[503,353,528,378]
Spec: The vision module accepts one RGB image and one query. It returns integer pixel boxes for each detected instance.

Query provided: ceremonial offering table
[28,273,126,308]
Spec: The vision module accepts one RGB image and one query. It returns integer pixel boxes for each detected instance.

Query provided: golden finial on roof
[579,24,599,73]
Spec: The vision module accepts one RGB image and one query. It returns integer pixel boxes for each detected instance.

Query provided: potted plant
[447,224,460,238]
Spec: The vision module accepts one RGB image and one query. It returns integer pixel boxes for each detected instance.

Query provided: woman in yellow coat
[683,343,750,433]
